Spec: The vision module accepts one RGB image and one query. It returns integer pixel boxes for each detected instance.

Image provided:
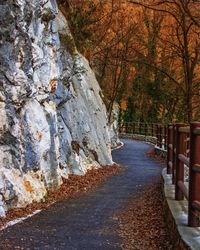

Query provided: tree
[129,0,200,122]
[59,0,200,123]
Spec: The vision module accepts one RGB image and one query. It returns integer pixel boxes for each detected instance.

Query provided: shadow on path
[0,139,163,250]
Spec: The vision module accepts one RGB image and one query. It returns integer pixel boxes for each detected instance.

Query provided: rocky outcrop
[0,0,112,216]
[109,103,121,148]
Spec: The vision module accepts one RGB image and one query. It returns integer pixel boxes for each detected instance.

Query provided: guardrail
[119,122,168,149]
[167,122,200,227]
[120,121,200,227]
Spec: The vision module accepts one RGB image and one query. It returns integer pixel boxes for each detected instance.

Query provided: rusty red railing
[119,122,168,149]
[120,121,200,227]
[167,122,200,227]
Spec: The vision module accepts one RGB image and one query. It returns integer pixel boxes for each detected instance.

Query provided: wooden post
[188,122,200,227]
[139,123,142,135]
[172,124,176,184]
[175,124,186,200]
[158,125,161,148]
[132,122,135,134]
[186,135,190,158]
[142,123,144,135]
[145,123,147,136]
[159,125,162,148]
[164,125,167,150]
[167,124,172,174]
[156,124,159,146]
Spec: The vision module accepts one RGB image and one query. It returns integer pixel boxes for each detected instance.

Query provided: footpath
[0,139,169,250]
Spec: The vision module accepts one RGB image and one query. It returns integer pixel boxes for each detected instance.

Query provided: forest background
[58,0,200,124]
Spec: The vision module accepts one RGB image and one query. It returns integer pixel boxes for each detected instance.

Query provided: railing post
[159,125,162,148]
[151,123,154,137]
[139,123,141,135]
[167,124,172,174]
[188,122,200,227]
[175,124,186,200]
[186,136,190,158]
[164,125,167,150]
[132,122,135,134]
[142,123,144,135]
[156,124,159,146]
[144,123,147,136]
[128,122,130,133]
[161,125,165,149]
[158,125,160,147]
[172,124,176,184]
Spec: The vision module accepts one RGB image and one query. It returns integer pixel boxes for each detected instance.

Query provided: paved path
[0,139,163,250]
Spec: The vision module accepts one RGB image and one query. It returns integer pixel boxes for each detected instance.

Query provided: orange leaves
[50,79,57,93]
[0,164,124,230]
[24,180,33,193]
[115,182,174,249]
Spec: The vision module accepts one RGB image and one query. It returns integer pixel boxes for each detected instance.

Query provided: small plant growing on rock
[59,33,77,55]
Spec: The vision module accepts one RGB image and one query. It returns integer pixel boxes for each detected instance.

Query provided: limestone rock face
[0,0,112,216]
[109,103,121,148]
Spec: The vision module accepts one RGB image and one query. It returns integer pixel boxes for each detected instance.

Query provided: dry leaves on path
[146,148,166,165]
[115,182,174,250]
[0,164,124,230]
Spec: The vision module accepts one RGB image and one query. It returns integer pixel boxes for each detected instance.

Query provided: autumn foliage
[59,0,200,123]
[0,164,123,230]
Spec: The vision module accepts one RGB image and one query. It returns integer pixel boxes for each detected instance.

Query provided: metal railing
[120,121,200,227]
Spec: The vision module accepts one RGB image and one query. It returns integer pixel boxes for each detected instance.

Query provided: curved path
[0,139,163,250]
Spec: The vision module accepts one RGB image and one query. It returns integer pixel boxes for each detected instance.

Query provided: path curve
[0,139,163,250]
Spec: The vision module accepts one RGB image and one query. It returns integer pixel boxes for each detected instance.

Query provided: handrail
[193,164,200,173]
[119,122,168,149]
[120,121,200,227]
[167,122,200,227]
[178,126,190,134]
[178,154,189,166]
[178,181,188,200]
[193,127,200,135]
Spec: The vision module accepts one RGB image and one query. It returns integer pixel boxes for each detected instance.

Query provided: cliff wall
[0,0,113,216]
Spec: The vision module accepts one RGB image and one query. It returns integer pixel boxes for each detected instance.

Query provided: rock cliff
[0,0,113,216]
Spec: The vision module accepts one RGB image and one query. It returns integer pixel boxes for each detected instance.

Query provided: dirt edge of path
[0,164,124,230]
[114,181,174,250]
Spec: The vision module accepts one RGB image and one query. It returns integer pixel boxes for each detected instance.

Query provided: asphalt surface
[0,139,163,250]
